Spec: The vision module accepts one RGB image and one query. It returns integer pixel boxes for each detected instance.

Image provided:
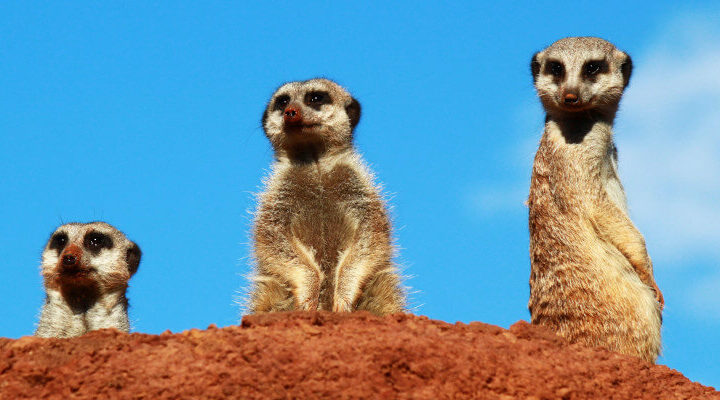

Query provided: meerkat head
[531,37,632,118]
[40,222,141,301]
[261,78,361,159]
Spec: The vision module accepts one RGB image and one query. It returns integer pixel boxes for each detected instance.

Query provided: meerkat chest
[275,161,369,210]
[57,305,92,336]
[268,160,374,268]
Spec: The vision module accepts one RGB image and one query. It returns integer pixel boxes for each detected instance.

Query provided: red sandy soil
[1,312,717,399]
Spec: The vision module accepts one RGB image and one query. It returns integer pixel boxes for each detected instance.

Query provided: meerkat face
[531,37,632,115]
[40,222,141,292]
[261,78,361,156]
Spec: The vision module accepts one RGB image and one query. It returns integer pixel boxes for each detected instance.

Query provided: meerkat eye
[584,60,607,76]
[547,61,564,77]
[84,231,113,253]
[273,95,290,111]
[49,232,68,253]
[309,93,324,103]
[305,91,331,107]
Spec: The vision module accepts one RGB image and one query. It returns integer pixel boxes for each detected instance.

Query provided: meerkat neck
[279,145,353,165]
[546,110,615,144]
[283,142,326,163]
[55,286,129,315]
[36,288,130,337]
[60,284,101,312]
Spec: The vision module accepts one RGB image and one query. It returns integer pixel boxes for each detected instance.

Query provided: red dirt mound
[1,312,717,399]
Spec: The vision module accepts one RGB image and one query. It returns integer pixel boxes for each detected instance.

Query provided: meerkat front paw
[642,258,664,309]
[648,259,664,309]
[653,282,664,309]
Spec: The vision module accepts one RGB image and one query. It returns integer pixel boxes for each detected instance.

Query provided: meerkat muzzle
[62,254,77,266]
[563,93,579,104]
[284,106,303,125]
[59,244,84,273]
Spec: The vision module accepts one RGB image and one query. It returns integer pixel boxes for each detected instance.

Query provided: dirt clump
[0,311,717,399]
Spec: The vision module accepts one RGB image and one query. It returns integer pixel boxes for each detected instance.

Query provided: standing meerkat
[247,78,404,316]
[527,37,663,362]
[35,222,141,338]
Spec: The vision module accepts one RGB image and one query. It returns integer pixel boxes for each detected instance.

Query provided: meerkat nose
[284,106,303,124]
[563,93,579,104]
[62,254,78,266]
[60,243,83,268]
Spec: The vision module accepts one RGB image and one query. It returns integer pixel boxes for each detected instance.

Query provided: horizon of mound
[0,311,717,399]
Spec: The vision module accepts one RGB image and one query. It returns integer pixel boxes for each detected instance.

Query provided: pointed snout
[563,92,579,104]
[62,254,77,266]
[60,244,82,268]
[283,105,303,125]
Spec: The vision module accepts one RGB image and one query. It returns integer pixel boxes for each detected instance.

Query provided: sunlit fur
[247,78,405,316]
[528,37,663,362]
[35,222,141,338]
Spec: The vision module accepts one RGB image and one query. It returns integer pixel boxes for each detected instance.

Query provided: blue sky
[1,1,718,388]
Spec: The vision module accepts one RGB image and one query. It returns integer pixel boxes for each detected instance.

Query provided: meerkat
[35,222,141,338]
[527,37,663,362]
[247,78,404,316]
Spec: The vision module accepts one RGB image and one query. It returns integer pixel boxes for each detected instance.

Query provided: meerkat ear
[346,97,361,129]
[531,52,541,82]
[620,53,633,88]
[126,243,142,276]
[261,109,269,129]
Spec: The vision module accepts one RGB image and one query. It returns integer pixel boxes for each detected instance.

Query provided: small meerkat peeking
[35,222,141,338]
[527,37,663,362]
[247,78,405,316]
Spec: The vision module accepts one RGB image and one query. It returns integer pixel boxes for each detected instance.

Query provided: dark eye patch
[583,60,608,77]
[83,231,113,255]
[304,91,331,110]
[48,232,68,254]
[273,95,291,111]
[544,60,564,78]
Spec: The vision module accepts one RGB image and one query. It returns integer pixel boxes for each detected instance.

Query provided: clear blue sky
[1,1,718,388]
